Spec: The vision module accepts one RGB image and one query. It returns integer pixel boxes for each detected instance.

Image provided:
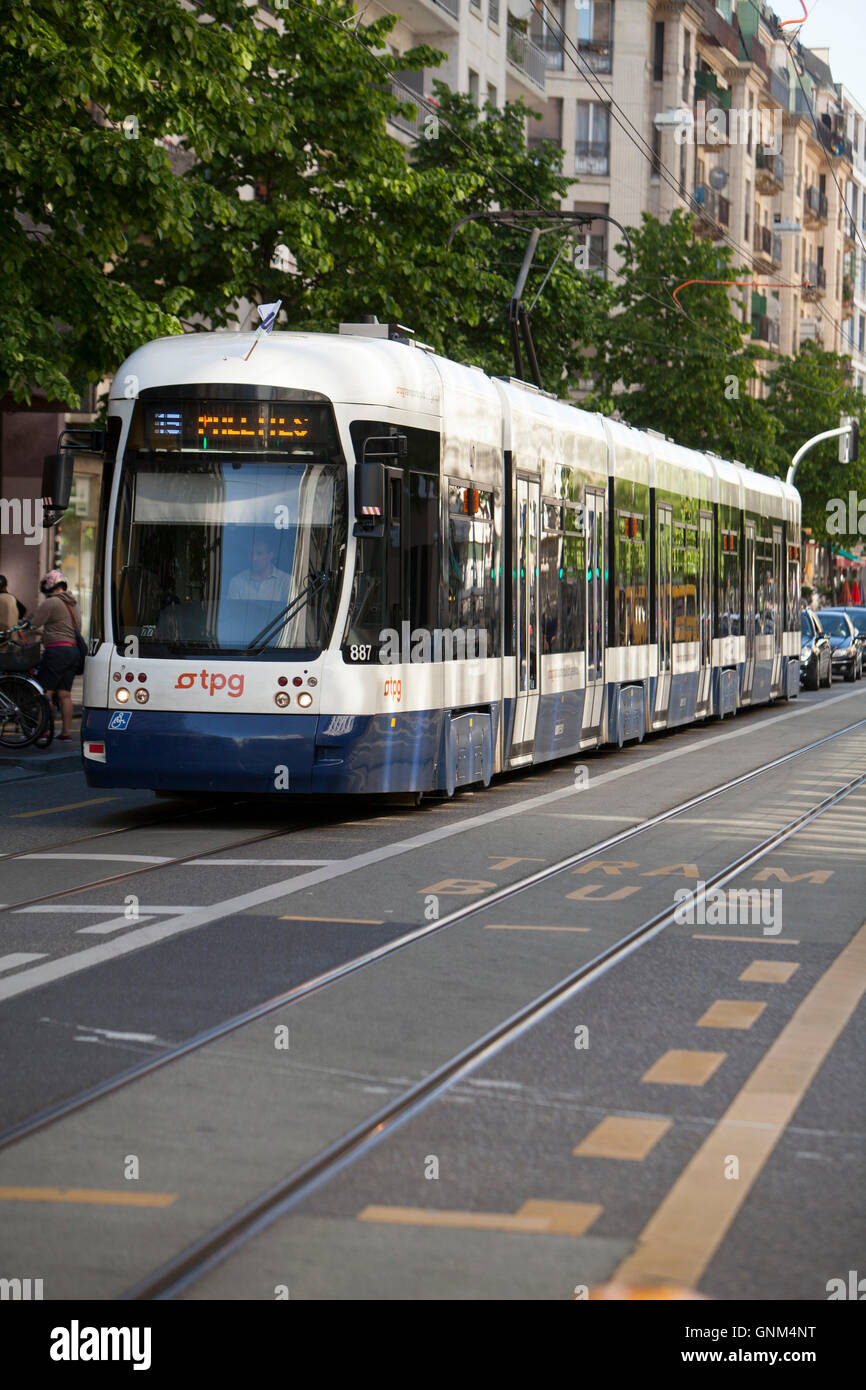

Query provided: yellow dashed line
[574,1116,672,1162]
[697,1000,767,1030]
[642,1050,727,1086]
[0,1186,177,1207]
[358,1198,602,1236]
[739,961,800,984]
[615,917,866,1288]
[10,797,117,819]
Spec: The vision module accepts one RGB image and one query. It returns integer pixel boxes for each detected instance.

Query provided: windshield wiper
[243,571,330,655]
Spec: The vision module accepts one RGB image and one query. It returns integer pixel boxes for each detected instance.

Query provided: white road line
[20,853,171,864]
[0,953,48,973]
[184,858,334,867]
[77,915,157,937]
[13,905,196,915]
[0,687,863,1003]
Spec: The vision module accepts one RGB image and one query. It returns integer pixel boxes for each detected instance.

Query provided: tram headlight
[274,691,290,708]
[297,691,313,708]
[134,687,149,704]
[115,687,130,703]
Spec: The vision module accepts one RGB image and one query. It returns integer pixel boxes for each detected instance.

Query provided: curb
[0,752,82,782]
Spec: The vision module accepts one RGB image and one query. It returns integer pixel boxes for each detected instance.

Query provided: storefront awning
[832,545,860,563]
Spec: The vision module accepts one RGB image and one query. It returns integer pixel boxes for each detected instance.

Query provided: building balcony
[530,31,564,71]
[814,122,853,162]
[693,184,730,238]
[803,185,828,227]
[576,40,612,75]
[751,314,781,349]
[387,79,426,139]
[770,68,789,109]
[802,260,827,300]
[799,317,823,344]
[755,147,784,194]
[506,23,546,92]
[575,140,609,176]
[753,224,782,271]
[694,69,732,110]
[384,0,460,29]
[671,0,739,62]
[842,275,855,316]
[844,217,856,249]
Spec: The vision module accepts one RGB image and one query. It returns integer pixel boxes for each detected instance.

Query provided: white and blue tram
[80,325,801,795]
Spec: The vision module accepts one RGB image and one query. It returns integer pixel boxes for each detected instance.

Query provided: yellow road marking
[10,798,116,819]
[358,1198,601,1236]
[574,1116,672,1162]
[692,933,800,945]
[739,961,799,984]
[697,1000,766,1030]
[615,917,866,1288]
[483,924,591,933]
[279,914,385,924]
[0,1186,177,1207]
[642,1050,727,1086]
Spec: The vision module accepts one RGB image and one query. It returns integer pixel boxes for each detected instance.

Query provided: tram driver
[228,539,291,603]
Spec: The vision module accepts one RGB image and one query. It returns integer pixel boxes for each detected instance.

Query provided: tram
[75,324,801,795]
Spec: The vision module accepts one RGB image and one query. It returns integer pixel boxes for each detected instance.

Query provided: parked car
[818,608,865,682]
[838,604,866,641]
[800,609,832,689]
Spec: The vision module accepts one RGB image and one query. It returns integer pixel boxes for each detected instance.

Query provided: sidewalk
[0,676,84,783]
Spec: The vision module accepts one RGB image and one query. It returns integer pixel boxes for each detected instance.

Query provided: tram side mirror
[41,450,75,526]
[354,461,386,537]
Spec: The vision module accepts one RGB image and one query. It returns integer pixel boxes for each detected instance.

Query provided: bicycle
[0,622,52,749]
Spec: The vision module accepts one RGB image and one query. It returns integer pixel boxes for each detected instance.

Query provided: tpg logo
[174,670,244,697]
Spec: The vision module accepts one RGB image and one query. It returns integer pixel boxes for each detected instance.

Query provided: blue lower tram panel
[81,708,495,796]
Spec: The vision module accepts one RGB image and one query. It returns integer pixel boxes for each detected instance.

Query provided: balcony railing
[575,140,610,175]
[752,315,780,348]
[576,40,612,75]
[815,123,853,161]
[506,23,546,91]
[755,146,784,191]
[753,225,781,263]
[770,69,788,109]
[693,184,729,235]
[531,31,564,70]
[804,185,828,222]
[802,260,827,297]
[387,79,425,138]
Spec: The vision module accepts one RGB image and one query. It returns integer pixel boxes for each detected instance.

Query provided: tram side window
[613,510,648,646]
[673,522,699,642]
[444,485,499,657]
[408,473,439,635]
[718,528,740,636]
[786,544,800,630]
[540,500,585,654]
[756,535,774,635]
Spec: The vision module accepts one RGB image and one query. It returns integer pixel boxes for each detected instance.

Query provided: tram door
[772,525,783,687]
[698,511,713,706]
[654,503,673,722]
[512,476,540,761]
[584,490,606,729]
[743,520,756,699]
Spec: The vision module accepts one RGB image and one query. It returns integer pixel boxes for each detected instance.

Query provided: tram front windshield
[112,401,347,658]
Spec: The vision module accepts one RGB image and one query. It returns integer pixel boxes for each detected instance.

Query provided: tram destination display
[139,401,336,452]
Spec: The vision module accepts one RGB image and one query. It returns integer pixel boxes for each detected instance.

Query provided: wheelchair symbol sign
[108,711,132,730]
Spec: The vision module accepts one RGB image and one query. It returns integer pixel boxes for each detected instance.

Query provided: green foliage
[765,342,865,540]
[584,211,779,468]
[1,0,267,404]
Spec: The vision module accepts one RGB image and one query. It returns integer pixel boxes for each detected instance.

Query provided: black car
[819,608,865,682]
[800,609,832,689]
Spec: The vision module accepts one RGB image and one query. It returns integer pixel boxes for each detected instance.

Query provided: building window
[683,30,692,102]
[530,0,565,71]
[576,101,610,175]
[487,82,498,109]
[653,20,664,82]
[859,315,865,354]
[528,96,562,148]
[488,0,500,23]
[468,68,479,104]
[651,125,661,178]
[744,179,751,242]
[577,0,613,75]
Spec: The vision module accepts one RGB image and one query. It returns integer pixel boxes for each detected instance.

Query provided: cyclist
[27,570,81,742]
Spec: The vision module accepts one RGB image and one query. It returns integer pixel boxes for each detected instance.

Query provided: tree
[0,0,266,405]
[584,210,780,468]
[765,341,865,540]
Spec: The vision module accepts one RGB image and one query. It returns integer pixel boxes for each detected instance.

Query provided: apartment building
[839,85,866,393]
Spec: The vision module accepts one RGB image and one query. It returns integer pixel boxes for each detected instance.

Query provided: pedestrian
[840,575,854,605]
[0,574,25,630]
[852,576,862,604]
[27,570,82,741]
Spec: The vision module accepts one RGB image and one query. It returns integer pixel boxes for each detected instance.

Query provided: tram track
[119,758,866,1298]
[2,714,864,1159]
